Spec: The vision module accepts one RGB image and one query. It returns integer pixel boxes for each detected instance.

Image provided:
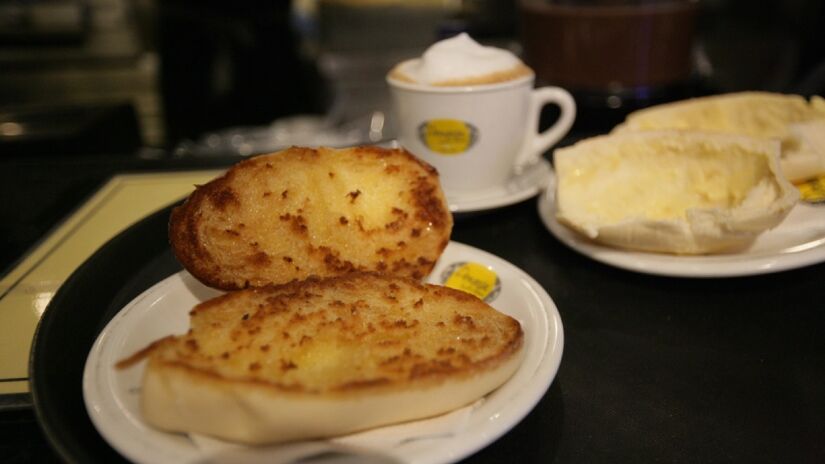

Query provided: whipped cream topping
[393,33,529,86]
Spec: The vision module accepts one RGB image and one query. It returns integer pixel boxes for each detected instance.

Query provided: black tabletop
[2,152,824,464]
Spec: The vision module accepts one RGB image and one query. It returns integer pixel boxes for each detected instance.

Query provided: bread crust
[130,273,524,444]
[169,146,452,290]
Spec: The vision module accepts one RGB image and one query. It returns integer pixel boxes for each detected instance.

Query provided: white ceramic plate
[83,241,564,464]
[538,174,825,278]
[446,159,552,213]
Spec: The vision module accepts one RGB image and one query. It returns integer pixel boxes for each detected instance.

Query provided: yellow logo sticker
[441,262,501,302]
[418,119,477,155]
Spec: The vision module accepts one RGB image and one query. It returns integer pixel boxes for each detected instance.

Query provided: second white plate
[538,174,825,278]
[83,241,564,464]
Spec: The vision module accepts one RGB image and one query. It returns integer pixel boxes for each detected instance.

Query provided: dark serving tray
[29,205,180,463]
[28,199,825,463]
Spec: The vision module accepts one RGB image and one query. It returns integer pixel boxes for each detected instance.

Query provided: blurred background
[2,2,824,463]
[0,0,823,158]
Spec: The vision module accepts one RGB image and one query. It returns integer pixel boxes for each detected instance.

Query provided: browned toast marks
[169,146,453,290]
[143,273,523,393]
[130,272,524,443]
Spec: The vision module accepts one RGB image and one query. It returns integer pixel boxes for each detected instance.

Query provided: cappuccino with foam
[389,33,533,87]
[387,34,576,194]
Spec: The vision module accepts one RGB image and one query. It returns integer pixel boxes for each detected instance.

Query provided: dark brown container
[520,0,698,91]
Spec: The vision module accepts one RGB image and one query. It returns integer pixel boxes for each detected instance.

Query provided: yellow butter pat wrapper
[796,175,825,203]
[443,262,500,301]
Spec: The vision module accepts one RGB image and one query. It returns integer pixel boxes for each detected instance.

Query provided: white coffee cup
[387,70,576,192]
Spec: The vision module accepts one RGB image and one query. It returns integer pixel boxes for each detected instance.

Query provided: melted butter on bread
[554,131,799,254]
[121,273,524,444]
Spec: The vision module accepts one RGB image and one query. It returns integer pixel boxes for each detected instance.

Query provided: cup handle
[515,86,576,170]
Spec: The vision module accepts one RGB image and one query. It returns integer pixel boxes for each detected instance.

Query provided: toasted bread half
[554,131,798,254]
[169,146,453,290]
[120,273,524,444]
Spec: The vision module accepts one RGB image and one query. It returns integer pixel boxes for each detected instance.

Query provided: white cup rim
[386,72,535,93]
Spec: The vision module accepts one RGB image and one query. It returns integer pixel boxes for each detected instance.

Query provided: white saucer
[83,241,564,464]
[538,174,825,278]
[447,159,552,213]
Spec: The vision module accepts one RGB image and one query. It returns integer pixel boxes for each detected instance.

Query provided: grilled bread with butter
[169,146,453,290]
[554,131,799,254]
[613,92,825,182]
[119,273,524,444]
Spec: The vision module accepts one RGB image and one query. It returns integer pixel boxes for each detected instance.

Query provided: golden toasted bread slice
[120,273,524,444]
[169,146,453,290]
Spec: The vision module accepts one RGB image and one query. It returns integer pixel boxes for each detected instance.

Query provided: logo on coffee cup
[418,119,478,155]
